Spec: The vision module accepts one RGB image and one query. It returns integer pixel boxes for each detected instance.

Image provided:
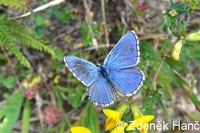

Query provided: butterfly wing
[103,30,144,96]
[103,30,140,69]
[109,68,144,96]
[64,56,98,86]
[64,56,114,106]
[87,77,114,106]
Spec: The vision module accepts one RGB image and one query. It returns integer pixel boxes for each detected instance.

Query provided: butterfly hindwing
[87,77,114,106]
[103,31,140,69]
[64,56,98,86]
[108,67,144,96]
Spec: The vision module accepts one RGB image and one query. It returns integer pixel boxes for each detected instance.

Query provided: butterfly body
[99,66,108,79]
[64,31,144,107]
[98,66,119,97]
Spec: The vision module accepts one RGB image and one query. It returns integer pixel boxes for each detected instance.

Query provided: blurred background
[0,0,200,133]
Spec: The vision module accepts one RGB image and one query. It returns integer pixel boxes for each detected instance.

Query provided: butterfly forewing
[103,31,140,69]
[103,30,144,96]
[64,56,98,86]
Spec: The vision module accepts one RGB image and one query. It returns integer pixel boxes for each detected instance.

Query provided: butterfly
[63,31,144,107]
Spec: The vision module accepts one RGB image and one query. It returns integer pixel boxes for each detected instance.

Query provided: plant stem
[83,0,98,49]
[101,0,109,45]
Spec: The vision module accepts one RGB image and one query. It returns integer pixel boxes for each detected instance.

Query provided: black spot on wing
[74,61,87,74]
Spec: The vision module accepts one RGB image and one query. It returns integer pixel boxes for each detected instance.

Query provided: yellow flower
[186,30,200,41]
[32,76,41,84]
[103,103,128,131]
[111,122,128,133]
[169,10,178,17]
[172,40,183,61]
[70,126,92,133]
[53,75,60,84]
[127,115,154,133]
[126,104,154,133]
[22,81,29,88]
[22,76,41,88]
[104,109,120,130]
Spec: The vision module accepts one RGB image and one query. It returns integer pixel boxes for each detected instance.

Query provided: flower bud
[172,40,183,61]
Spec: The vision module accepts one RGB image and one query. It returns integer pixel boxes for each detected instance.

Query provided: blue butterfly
[64,31,144,107]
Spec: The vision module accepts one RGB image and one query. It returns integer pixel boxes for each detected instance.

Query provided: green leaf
[53,86,71,129]
[162,61,184,88]
[12,30,55,56]
[0,91,24,133]
[142,93,155,115]
[155,92,169,119]
[34,15,44,26]
[9,43,31,68]
[162,24,168,32]
[0,0,27,10]
[166,57,189,73]
[80,102,100,133]
[52,48,65,60]
[140,41,158,56]
[0,109,6,120]
[0,75,15,89]
[186,30,200,41]
[176,9,187,14]
[59,121,66,133]
[176,3,186,11]
[163,13,172,28]
[81,21,92,45]
[34,26,46,37]
[189,0,200,9]
[157,70,173,94]
[181,85,200,110]
[0,16,55,68]
[4,76,15,89]
[181,41,200,61]
[22,99,30,133]
[169,0,175,9]
[189,92,200,110]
